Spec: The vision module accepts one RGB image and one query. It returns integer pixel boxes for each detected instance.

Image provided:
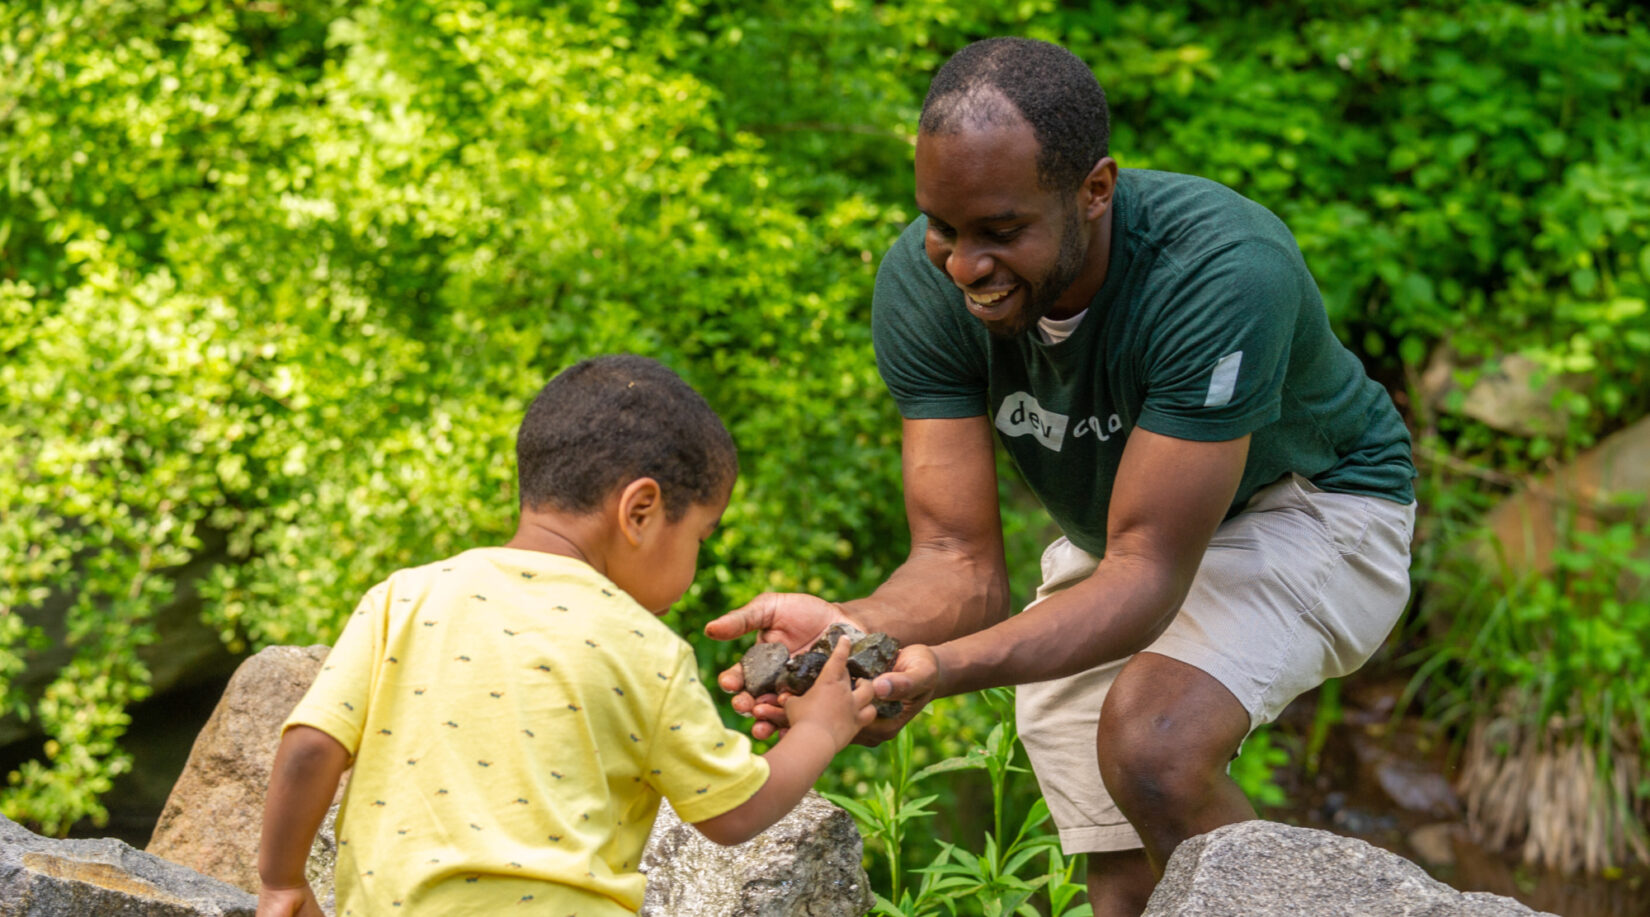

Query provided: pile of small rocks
[740,623,902,717]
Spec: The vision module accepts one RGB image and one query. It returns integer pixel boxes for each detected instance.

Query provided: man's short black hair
[919,37,1110,192]
[517,355,736,521]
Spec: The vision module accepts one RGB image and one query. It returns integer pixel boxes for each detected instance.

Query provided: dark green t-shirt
[872,168,1415,557]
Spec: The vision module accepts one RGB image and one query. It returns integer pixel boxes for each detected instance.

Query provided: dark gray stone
[777,651,828,695]
[810,623,867,655]
[845,633,898,681]
[1144,821,1558,917]
[0,813,255,916]
[739,643,791,698]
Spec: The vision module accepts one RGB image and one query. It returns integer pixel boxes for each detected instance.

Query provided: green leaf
[913,755,988,781]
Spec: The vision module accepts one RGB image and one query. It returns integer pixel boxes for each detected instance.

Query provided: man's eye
[985,227,1022,243]
[930,223,957,239]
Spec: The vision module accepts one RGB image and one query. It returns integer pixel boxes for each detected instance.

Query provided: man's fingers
[852,718,903,747]
[718,664,745,695]
[874,672,917,699]
[703,603,766,642]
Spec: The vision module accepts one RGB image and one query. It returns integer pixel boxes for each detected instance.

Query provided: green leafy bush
[1,0,911,831]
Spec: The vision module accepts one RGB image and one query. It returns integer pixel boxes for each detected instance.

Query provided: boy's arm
[258,725,351,903]
[692,638,875,846]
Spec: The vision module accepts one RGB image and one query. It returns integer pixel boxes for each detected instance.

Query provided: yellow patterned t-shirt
[284,547,769,915]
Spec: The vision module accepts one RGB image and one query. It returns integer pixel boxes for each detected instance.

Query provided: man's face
[914,119,1091,339]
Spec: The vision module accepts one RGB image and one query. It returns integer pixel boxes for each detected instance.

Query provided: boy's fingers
[850,675,877,705]
[851,678,879,725]
[820,635,852,676]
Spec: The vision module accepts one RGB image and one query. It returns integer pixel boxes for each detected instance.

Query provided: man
[707,36,1416,916]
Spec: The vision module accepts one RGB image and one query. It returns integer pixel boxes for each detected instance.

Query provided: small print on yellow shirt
[285,548,768,915]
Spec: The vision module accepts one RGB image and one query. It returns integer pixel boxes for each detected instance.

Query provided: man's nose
[945,242,992,287]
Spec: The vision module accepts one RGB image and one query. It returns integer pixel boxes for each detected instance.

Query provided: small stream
[1264,678,1650,917]
[8,674,1648,915]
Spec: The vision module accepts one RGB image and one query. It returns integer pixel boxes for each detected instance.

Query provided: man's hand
[705,592,860,740]
[256,884,324,917]
[855,644,940,746]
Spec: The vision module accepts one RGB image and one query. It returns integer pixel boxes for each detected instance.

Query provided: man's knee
[1095,654,1249,812]
[1096,715,1211,814]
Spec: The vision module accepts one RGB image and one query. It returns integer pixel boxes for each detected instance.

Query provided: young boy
[257,355,878,916]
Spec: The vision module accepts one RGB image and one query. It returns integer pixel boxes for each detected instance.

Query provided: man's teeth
[967,288,1011,306]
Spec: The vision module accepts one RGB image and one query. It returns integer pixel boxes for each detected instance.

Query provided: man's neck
[1049,203,1114,320]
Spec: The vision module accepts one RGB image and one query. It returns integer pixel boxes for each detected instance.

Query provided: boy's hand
[705,592,860,740]
[257,883,324,917]
[778,636,878,750]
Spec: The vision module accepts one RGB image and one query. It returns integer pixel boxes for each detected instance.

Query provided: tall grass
[1404,495,1650,873]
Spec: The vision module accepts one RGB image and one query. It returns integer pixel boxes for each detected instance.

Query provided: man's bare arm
[839,415,1012,645]
[921,429,1248,697]
[707,414,1012,741]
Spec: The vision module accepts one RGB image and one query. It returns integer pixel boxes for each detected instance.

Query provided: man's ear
[616,477,664,546]
[1079,156,1118,222]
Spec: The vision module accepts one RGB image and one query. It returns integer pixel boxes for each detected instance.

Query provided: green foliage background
[3,0,1649,899]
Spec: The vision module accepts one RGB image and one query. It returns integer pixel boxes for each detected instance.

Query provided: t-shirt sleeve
[283,584,387,754]
[1136,240,1302,442]
[644,645,770,824]
[872,219,990,419]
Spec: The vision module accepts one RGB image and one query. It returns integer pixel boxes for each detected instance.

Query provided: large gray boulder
[640,794,873,916]
[1144,821,1557,917]
[0,813,255,916]
[146,645,340,912]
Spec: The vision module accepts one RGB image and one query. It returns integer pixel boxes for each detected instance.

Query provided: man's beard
[988,205,1088,340]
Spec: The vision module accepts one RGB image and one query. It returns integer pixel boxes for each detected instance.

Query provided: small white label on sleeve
[1205,351,1243,407]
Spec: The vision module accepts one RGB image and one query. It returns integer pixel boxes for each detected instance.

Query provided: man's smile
[964,284,1019,321]
[965,286,1014,305]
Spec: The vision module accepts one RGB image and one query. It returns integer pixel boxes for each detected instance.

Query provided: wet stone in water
[739,642,791,698]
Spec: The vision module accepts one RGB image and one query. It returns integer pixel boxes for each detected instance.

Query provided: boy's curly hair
[517,355,736,521]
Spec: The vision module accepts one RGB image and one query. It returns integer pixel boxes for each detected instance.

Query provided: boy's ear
[616,477,665,546]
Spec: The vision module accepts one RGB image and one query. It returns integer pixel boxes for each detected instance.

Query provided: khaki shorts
[1015,473,1416,853]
